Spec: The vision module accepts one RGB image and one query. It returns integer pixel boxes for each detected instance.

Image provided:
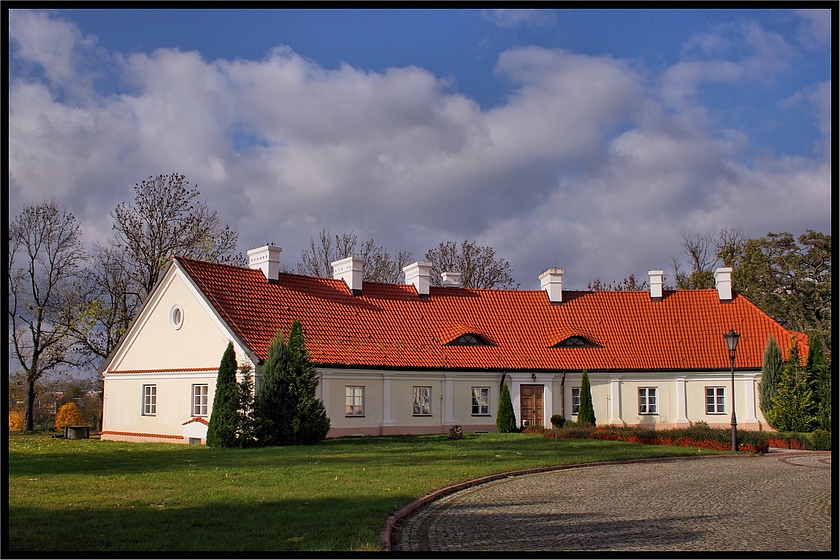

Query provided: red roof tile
[176,256,807,372]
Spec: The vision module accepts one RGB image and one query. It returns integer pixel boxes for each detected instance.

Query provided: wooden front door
[519,384,544,428]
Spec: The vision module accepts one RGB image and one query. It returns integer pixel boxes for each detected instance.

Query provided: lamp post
[724,329,740,452]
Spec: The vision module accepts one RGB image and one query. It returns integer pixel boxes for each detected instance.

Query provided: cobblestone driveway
[395,453,832,552]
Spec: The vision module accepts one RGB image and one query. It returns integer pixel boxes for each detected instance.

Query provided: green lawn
[8,432,723,552]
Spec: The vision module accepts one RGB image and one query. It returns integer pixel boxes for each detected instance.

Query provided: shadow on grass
[8,495,406,552]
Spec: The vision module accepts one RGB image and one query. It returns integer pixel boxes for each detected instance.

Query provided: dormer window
[447,333,492,346]
[554,336,596,348]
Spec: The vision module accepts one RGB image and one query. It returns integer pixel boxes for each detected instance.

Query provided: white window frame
[169,304,184,330]
[413,386,432,416]
[471,387,490,416]
[706,386,726,414]
[143,384,157,416]
[571,387,580,416]
[345,386,365,417]
[192,384,208,417]
[639,387,657,415]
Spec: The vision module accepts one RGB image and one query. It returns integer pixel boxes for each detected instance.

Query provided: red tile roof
[176,256,807,372]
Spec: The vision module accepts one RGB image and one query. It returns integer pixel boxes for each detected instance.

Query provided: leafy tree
[206,342,240,448]
[297,229,411,283]
[766,339,818,432]
[496,382,517,433]
[109,173,241,302]
[577,370,596,427]
[8,200,86,431]
[54,402,85,430]
[425,240,514,289]
[729,231,831,359]
[759,335,784,425]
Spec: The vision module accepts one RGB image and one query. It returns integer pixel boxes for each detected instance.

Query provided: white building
[99,245,806,444]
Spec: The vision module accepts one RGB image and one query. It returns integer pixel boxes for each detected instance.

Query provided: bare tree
[671,231,716,289]
[297,229,412,283]
[425,240,514,289]
[110,173,240,301]
[8,200,86,431]
[588,274,648,291]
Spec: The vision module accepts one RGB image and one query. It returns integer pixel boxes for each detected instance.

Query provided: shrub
[550,414,565,429]
[808,429,831,451]
[521,425,546,434]
[544,424,770,454]
[54,402,85,430]
[8,410,25,432]
[448,425,463,440]
[496,382,518,433]
[577,370,596,427]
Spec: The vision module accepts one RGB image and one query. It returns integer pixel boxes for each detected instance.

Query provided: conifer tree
[236,365,256,447]
[805,332,831,431]
[759,335,783,426]
[283,320,330,445]
[206,342,240,447]
[767,339,818,432]
[253,329,290,446]
[496,381,517,433]
[577,370,596,427]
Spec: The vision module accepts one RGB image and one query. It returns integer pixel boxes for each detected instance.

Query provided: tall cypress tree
[236,365,256,447]
[206,342,240,447]
[759,335,783,426]
[496,382,517,433]
[577,369,596,427]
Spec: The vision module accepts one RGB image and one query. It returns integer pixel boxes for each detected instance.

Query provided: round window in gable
[170,304,184,330]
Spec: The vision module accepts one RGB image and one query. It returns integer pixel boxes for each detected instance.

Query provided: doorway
[519,384,544,428]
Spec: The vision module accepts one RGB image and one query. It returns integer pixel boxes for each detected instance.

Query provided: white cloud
[794,9,832,48]
[8,11,832,290]
[481,9,553,29]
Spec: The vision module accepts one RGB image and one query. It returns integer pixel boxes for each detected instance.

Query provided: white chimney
[714,267,733,301]
[649,270,664,301]
[441,271,461,287]
[404,261,432,297]
[332,256,364,295]
[539,268,563,303]
[247,244,282,281]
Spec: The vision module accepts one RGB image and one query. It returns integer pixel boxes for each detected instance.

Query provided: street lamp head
[724,328,740,357]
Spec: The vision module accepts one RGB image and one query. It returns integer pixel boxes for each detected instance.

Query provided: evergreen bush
[808,429,831,451]
[496,382,517,433]
[206,342,240,448]
[577,369,596,427]
[759,335,783,426]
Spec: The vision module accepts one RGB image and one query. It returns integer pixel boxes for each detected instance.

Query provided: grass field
[8,432,724,552]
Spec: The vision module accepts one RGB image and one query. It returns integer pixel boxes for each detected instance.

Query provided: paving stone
[395,452,832,552]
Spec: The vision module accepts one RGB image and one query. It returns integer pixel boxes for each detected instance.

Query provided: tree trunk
[25,376,37,431]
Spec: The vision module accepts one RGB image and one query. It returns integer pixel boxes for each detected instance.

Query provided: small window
[471,387,490,416]
[706,387,726,414]
[192,384,208,417]
[554,336,596,348]
[413,386,432,416]
[143,385,157,416]
[571,388,580,415]
[447,333,491,346]
[639,387,657,415]
[170,304,184,330]
[346,386,365,416]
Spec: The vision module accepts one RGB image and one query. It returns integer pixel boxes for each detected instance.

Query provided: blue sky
[8,8,833,288]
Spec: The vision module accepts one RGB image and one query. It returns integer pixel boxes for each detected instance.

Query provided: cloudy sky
[8,8,833,289]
